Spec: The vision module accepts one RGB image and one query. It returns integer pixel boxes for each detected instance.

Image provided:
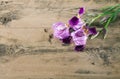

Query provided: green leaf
[102,4,120,13]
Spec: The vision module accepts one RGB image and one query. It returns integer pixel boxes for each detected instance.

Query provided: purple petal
[54,28,70,39]
[72,36,87,45]
[52,22,66,31]
[74,45,85,51]
[75,30,85,37]
[69,16,79,26]
[52,22,70,39]
[78,7,85,15]
[69,18,85,30]
[89,27,97,35]
[62,36,71,44]
[71,29,87,45]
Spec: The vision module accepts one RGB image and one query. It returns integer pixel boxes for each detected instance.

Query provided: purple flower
[71,29,88,46]
[69,16,85,30]
[52,22,70,43]
[78,7,85,15]
[71,29,87,51]
[52,7,98,51]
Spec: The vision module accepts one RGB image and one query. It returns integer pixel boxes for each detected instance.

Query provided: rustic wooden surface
[0,0,119,79]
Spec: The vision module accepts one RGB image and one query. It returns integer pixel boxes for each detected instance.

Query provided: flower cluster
[52,7,97,51]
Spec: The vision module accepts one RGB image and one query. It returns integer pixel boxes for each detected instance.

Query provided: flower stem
[88,14,103,26]
[89,4,120,26]
[104,16,112,30]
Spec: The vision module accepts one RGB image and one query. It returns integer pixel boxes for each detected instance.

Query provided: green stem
[89,4,120,26]
[88,14,103,26]
[104,16,112,29]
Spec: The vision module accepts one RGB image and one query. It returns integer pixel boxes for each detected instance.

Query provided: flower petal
[72,36,87,45]
[71,29,87,45]
[54,28,70,39]
[89,27,97,35]
[53,22,70,39]
[75,30,85,37]
[69,16,79,26]
[69,18,85,30]
[75,45,85,51]
[52,22,66,31]
[78,7,85,15]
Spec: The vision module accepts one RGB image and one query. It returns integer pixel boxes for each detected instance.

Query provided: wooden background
[0,0,119,79]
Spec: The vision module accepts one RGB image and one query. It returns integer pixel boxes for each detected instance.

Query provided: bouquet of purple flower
[52,5,120,51]
[52,7,97,51]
